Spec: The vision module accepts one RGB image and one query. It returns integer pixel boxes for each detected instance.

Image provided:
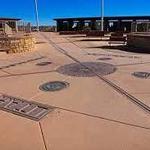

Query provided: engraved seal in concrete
[132,72,150,79]
[57,62,116,77]
[39,81,69,92]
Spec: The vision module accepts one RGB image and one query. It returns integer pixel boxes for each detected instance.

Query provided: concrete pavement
[0,32,150,150]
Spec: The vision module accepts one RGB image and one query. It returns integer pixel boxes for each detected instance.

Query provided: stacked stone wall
[0,35,36,54]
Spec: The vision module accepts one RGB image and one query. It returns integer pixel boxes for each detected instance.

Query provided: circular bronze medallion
[39,81,69,92]
[57,62,116,77]
[132,72,150,79]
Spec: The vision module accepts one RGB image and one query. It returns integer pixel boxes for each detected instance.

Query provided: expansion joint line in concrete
[40,33,150,114]
[64,37,89,55]
[39,122,48,150]
[53,106,150,130]
[1,69,13,75]
[0,89,149,130]
[0,56,45,71]
[0,70,56,79]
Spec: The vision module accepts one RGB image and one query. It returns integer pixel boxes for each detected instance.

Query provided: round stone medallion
[36,62,52,66]
[132,72,150,79]
[57,62,116,77]
[39,81,69,92]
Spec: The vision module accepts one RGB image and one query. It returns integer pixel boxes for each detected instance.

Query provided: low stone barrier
[0,35,36,54]
[127,33,150,52]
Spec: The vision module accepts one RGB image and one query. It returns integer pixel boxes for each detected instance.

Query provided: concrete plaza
[0,32,150,150]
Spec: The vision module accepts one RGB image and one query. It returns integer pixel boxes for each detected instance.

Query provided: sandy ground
[0,32,150,150]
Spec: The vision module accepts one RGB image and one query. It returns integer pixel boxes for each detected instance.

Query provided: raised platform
[127,33,150,52]
[0,34,36,54]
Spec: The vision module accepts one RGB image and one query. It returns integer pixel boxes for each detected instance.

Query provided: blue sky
[0,0,150,25]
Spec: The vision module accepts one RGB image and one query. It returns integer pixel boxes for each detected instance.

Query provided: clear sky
[0,0,150,25]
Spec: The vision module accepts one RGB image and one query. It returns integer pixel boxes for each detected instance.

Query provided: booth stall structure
[54,16,150,33]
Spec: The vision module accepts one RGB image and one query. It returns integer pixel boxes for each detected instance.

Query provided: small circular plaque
[39,81,69,92]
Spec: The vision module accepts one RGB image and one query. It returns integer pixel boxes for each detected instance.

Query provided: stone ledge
[127,33,150,52]
[0,35,36,54]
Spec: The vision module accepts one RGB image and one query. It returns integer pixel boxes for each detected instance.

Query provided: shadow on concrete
[88,45,150,54]
[68,35,86,38]
[36,41,47,44]
[75,38,109,42]
[0,48,9,53]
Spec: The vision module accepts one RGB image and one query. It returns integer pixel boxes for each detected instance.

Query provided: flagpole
[101,0,104,31]
[34,0,40,31]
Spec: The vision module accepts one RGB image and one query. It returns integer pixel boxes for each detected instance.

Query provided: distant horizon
[0,0,150,25]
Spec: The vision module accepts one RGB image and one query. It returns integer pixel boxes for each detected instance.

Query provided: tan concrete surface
[0,32,150,150]
[31,75,150,128]
[2,57,58,75]
[0,72,68,99]
[0,70,10,77]
[0,111,45,150]
[41,109,150,150]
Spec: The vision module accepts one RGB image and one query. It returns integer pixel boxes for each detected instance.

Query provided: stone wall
[0,35,36,54]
